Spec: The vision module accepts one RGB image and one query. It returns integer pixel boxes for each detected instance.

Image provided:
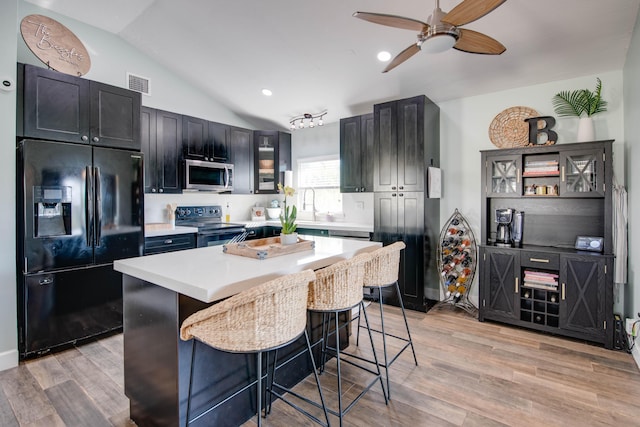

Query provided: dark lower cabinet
[18,63,141,150]
[141,107,182,193]
[144,233,196,255]
[560,254,612,344]
[479,246,613,348]
[373,191,438,312]
[478,247,520,322]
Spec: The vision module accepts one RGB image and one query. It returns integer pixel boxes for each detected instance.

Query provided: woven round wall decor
[488,106,539,148]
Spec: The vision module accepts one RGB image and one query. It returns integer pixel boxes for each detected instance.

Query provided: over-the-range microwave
[183,159,233,192]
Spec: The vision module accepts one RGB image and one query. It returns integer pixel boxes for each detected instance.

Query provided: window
[296,156,342,215]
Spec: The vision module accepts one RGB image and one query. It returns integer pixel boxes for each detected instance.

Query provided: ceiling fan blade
[454,28,506,54]
[353,11,428,32]
[383,44,421,73]
[441,0,506,26]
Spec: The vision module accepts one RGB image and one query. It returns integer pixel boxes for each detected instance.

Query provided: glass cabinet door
[486,155,521,197]
[560,149,604,197]
[254,133,277,193]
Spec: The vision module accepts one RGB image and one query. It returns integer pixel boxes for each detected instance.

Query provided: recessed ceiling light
[377,51,391,62]
[262,88,273,96]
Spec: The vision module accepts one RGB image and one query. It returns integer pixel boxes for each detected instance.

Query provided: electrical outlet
[626,318,638,336]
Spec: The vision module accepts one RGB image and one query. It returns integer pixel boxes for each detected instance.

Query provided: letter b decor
[525,116,557,146]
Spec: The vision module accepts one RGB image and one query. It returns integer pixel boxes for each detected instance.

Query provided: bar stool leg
[185,339,197,427]
[256,351,263,427]
[395,281,418,366]
[334,311,344,427]
[304,329,331,426]
[377,285,391,399]
[360,300,388,405]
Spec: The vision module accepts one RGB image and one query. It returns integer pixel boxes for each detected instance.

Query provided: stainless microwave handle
[225,165,230,189]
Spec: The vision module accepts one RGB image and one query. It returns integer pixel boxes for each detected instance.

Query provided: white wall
[623,5,640,367]
[17,1,254,128]
[0,0,18,371]
[439,71,625,307]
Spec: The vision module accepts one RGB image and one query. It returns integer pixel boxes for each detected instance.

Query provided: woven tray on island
[223,236,315,260]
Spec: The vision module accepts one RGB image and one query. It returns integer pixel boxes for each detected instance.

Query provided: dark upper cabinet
[340,113,374,193]
[253,131,291,194]
[485,154,522,197]
[230,126,254,194]
[209,121,231,162]
[19,63,140,150]
[182,115,208,160]
[374,96,439,193]
[182,116,233,163]
[141,107,182,194]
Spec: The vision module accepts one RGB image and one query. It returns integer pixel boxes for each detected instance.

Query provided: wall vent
[127,72,151,95]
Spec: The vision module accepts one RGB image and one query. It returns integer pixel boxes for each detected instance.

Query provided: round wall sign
[20,14,91,76]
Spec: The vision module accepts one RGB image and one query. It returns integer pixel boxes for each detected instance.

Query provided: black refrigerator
[17,139,144,358]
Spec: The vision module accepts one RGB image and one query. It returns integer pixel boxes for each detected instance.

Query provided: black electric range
[175,205,246,247]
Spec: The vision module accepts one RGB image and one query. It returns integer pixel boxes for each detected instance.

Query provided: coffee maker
[495,208,513,246]
[495,208,524,247]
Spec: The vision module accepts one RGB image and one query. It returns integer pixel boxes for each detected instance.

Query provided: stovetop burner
[175,205,245,231]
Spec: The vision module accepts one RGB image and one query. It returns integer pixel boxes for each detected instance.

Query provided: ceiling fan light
[420,33,456,54]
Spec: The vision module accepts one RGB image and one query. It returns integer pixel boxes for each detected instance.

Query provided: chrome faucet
[302,188,316,221]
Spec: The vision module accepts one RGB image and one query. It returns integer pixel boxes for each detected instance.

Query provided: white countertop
[114,236,381,303]
[145,226,198,238]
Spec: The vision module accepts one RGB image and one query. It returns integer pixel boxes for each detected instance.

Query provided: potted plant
[277,183,298,244]
[552,77,608,142]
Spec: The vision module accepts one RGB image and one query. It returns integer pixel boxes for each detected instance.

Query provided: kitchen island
[114,236,380,427]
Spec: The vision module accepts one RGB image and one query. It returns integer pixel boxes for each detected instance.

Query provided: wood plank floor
[1,304,639,426]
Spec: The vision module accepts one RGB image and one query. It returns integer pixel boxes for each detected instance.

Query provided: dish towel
[613,178,628,285]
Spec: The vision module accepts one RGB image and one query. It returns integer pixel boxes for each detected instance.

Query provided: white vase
[576,117,595,142]
[280,232,298,245]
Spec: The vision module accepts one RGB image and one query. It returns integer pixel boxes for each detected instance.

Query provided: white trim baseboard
[0,348,19,372]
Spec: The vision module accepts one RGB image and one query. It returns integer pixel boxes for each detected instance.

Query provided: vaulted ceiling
[24,0,640,130]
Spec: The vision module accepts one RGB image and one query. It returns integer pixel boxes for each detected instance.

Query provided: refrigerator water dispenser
[33,186,72,237]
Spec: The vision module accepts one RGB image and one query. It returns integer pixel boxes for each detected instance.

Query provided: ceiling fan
[354,0,507,72]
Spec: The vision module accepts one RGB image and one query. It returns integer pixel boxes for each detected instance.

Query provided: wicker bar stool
[180,269,329,427]
[306,252,388,426]
[356,241,417,400]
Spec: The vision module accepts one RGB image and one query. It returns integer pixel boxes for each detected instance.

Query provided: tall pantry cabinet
[372,95,440,311]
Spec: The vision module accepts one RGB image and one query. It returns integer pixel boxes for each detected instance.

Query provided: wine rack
[520,286,560,328]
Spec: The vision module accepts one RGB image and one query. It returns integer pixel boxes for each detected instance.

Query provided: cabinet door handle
[399,193,404,197]
[81,135,88,141]
[163,239,173,244]
[399,186,404,190]
[517,168,520,183]
[392,193,397,197]
[562,283,566,300]
[515,277,519,293]
[561,166,565,182]
[92,137,99,143]
[355,188,360,192]
[391,186,397,190]
[159,188,164,193]
[361,187,365,192]
[151,188,156,193]
[529,258,549,263]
